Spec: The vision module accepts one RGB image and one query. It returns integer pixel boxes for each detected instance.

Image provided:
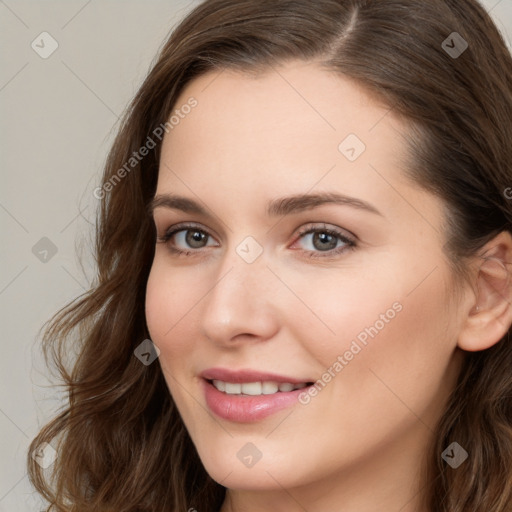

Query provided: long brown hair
[28,1,512,510]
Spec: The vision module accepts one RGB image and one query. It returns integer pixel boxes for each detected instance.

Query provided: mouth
[208,379,313,395]
[200,369,316,423]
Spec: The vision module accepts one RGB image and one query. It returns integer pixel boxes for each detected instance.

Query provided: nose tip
[199,254,279,346]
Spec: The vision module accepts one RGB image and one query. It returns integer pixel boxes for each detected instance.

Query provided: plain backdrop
[1,0,511,510]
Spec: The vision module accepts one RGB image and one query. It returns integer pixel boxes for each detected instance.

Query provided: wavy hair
[28,0,512,510]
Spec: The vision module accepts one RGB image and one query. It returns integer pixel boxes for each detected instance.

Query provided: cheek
[145,262,199,411]
[286,258,455,398]
[336,269,455,417]
[277,264,400,362]
[145,260,195,354]
[145,265,169,343]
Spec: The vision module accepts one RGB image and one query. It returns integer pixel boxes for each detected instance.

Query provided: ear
[458,230,512,352]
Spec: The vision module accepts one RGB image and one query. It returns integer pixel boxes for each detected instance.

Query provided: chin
[198,447,310,491]
[206,464,289,490]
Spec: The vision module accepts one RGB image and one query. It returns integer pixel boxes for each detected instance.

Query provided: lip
[200,368,314,423]
[200,368,312,384]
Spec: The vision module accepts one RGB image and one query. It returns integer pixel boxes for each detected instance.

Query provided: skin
[145,60,512,512]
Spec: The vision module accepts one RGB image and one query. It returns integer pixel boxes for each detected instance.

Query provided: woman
[28,0,512,511]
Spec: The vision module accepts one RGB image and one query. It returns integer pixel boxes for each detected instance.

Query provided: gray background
[1,0,511,510]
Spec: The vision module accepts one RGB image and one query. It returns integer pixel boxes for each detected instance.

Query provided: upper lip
[200,368,313,384]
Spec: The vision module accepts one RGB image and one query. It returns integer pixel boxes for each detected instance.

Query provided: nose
[200,246,280,347]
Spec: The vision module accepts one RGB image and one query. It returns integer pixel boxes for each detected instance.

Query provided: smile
[211,380,309,395]
[200,368,316,422]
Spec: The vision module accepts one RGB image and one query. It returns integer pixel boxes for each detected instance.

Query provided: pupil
[314,232,336,251]
[187,230,206,248]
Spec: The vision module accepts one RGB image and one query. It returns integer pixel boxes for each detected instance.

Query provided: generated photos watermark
[441,442,468,469]
[298,301,403,405]
[93,97,198,200]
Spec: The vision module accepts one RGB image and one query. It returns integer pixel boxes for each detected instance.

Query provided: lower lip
[202,379,310,423]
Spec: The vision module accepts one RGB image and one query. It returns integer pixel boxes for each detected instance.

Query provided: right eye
[156,223,219,256]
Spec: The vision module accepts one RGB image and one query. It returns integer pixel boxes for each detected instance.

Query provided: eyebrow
[148,192,383,218]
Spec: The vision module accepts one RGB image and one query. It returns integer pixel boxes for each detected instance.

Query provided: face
[145,60,465,497]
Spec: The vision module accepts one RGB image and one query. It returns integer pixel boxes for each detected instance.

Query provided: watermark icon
[32,442,57,468]
[442,32,468,59]
[441,442,468,469]
[299,301,403,405]
[134,338,160,366]
[503,187,512,200]
[237,442,263,468]
[236,236,263,264]
[31,31,59,59]
[32,237,58,263]
[93,97,198,200]
[338,133,366,162]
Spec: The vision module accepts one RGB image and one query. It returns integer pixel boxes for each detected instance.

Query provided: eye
[156,223,218,256]
[290,223,356,258]
[156,222,356,259]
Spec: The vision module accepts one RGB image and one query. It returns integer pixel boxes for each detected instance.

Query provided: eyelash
[156,222,357,259]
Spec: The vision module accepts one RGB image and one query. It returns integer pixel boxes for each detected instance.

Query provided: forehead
[169,61,392,149]
[159,61,406,184]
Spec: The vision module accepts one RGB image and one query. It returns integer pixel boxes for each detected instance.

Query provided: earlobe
[458,231,512,352]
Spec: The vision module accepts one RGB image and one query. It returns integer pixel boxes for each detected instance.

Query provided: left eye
[291,226,356,256]
[295,230,346,252]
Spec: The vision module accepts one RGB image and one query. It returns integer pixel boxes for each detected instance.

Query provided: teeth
[241,382,262,395]
[262,381,279,394]
[225,382,242,394]
[213,380,225,392]
[212,380,308,395]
